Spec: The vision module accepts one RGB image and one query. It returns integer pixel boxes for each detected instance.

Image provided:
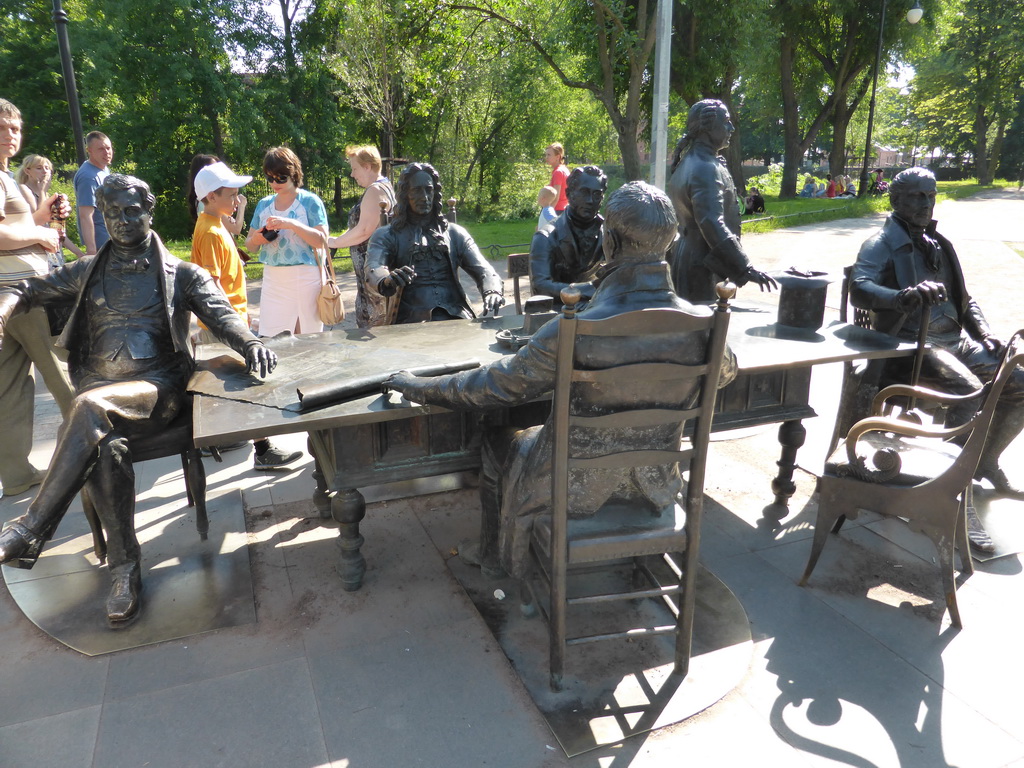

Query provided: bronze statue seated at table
[0,173,277,627]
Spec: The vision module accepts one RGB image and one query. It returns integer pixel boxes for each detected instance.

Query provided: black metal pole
[859,0,888,198]
[52,0,86,164]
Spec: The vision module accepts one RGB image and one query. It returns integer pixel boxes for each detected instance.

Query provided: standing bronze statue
[668,99,777,302]
[385,181,737,579]
[851,166,1024,551]
[365,162,504,323]
[0,174,277,626]
[529,165,607,301]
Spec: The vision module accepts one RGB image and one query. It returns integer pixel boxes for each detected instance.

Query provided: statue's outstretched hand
[383,370,422,401]
[246,344,278,378]
[744,267,778,292]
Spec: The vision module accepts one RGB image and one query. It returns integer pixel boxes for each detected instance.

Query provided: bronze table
[191,307,915,591]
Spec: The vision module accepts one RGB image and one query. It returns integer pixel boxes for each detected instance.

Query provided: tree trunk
[616,120,643,180]
[975,103,991,184]
[779,34,802,198]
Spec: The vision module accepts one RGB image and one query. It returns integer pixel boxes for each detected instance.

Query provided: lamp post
[649,0,672,189]
[858,0,923,197]
[52,0,86,164]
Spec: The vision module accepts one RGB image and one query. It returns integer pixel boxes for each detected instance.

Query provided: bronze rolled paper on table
[295,359,481,412]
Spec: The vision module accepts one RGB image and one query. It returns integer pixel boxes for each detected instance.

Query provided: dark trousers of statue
[475,426,517,578]
[15,380,183,618]
[889,335,1024,473]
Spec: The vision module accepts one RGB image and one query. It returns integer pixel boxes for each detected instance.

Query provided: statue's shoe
[975,466,1024,500]
[966,506,996,554]
[106,567,143,627]
[0,522,45,569]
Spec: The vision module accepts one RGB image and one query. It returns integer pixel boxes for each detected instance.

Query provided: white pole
[649,0,673,189]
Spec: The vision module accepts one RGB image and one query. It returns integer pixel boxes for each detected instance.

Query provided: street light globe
[907,3,924,23]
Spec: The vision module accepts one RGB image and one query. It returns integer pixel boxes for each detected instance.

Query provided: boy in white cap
[192,161,301,470]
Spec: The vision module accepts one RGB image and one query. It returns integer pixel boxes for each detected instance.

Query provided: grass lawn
[163,180,1012,280]
[742,180,1008,235]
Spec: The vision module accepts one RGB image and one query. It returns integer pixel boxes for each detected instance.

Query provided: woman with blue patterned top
[245,147,329,336]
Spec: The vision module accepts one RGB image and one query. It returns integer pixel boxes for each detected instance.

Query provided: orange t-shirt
[191,212,247,327]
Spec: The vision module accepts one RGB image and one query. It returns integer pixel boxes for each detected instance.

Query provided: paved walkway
[3,189,1024,767]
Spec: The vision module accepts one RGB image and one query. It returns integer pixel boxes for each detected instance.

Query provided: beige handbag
[316,250,346,326]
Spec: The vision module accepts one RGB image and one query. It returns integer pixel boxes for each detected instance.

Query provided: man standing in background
[74,131,113,255]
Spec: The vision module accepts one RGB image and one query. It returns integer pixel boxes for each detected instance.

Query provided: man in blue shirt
[73,131,113,255]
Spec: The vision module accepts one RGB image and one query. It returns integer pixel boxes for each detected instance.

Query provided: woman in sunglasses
[245,146,329,335]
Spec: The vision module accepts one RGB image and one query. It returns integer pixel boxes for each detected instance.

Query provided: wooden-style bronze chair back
[522,282,734,690]
[802,330,1024,627]
[506,253,530,314]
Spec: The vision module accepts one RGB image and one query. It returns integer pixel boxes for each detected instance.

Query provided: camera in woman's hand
[260,225,279,242]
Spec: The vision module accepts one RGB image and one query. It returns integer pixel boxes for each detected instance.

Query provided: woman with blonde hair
[15,154,85,261]
[327,145,395,328]
[245,146,329,335]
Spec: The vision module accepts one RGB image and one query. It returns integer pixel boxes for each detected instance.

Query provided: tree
[445,0,658,179]
[910,0,1024,183]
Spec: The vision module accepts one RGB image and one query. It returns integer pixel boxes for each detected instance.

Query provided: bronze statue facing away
[667,99,777,302]
[385,181,737,580]
[0,174,277,627]
[365,162,504,324]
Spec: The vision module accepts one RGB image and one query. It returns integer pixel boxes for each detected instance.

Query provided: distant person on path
[74,131,113,255]
[245,146,329,336]
[544,143,569,213]
[0,99,74,498]
[667,98,777,303]
[188,154,247,238]
[535,185,558,233]
[192,161,301,471]
[326,145,396,329]
[851,166,1024,550]
[529,165,606,301]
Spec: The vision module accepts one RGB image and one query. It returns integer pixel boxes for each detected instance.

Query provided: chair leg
[549,566,566,692]
[931,525,963,629]
[184,450,209,541]
[800,490,850,586]
[957,487,975,575]
[675,549,696,679]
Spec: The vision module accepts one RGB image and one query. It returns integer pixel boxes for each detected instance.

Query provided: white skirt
[259,264,324,337]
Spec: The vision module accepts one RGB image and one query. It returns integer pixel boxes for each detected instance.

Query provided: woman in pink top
[544,143,569,213]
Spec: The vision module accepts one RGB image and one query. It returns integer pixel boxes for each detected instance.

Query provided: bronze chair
[507,253,530,314]
[521,283,734,690]
[80,396,216,563]
[827,264,936,457]
[801,331,1024,628]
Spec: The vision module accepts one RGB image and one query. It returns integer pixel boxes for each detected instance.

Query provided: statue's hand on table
[482,291,505,315]
[383,370,424,402]
[246,344,278,378]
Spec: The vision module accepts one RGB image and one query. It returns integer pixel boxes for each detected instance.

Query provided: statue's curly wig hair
[96,173,157,214]
[392,162,445,232]
[670,99,727,173]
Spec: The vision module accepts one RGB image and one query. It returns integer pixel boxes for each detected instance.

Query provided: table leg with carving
[764,418,807,522]
[333,487,367,591]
